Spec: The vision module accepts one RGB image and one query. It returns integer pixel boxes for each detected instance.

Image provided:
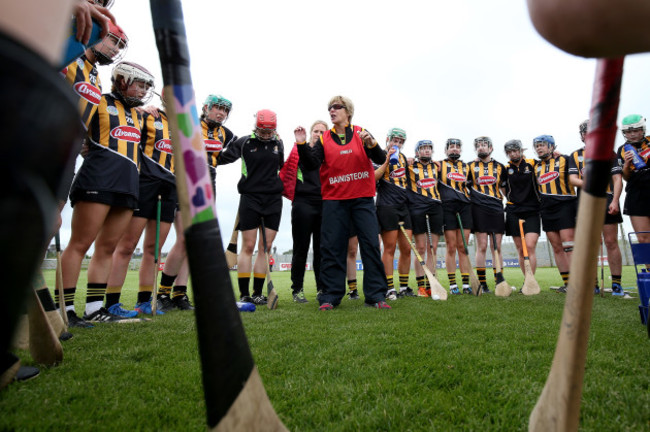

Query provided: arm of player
[296,130,324,170]
[216,135,244,166]
[609,173,622,214]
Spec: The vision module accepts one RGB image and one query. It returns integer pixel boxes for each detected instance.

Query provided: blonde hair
[310,120,328,133]
[327,95,354,121]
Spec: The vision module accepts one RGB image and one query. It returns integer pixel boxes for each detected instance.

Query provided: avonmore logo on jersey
[110,126,141,143]
[204,139,223,152]
[329,171,370,185]
[73,82,101,105]
[448,172,466,182]
[390,167,406,178]
[477,175,497,186]
[640,148,650,159]
[155,139,173,154]
[539,171,559,184]
[417,178,436,189]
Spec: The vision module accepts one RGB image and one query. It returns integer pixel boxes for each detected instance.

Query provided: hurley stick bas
[28,288,63,366]
[518,219,541,296]
[151,195,162,316]
[399,222,447,300]
[150,1,287,430]
[225,212,239,269]
[491,233,511,297]
[455,212,481,295]
[529,57,624,432]
[260,217,279,310]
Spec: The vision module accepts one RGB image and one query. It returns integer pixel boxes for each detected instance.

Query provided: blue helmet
[415,139,433,152]
[533,135,555,159]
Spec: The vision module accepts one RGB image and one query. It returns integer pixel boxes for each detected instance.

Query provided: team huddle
[52,3,650,321]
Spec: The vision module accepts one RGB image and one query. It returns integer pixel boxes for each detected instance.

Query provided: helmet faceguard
[446,138,462,160]
[474,136,493,159]
[533,135,555,160]
[91,21,127,65]
[387,127,407,142]
[621,114,646,144]
[415,140,433,162]
[111,61,155,107]
[579,119,589,143]
[254,109,277,141]
[202,94,232,127]
[504,139,524,163]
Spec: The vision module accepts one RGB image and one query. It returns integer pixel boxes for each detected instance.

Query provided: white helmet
[111,62,155,107]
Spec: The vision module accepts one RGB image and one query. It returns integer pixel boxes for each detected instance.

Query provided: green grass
[1,267,648,431]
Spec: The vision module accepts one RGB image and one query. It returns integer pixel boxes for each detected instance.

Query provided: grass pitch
[1,267,648,431]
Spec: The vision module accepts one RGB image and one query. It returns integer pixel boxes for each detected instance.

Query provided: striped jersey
[202,120,236,169]
[504,158,540,213]
[140,110,174,184]
[616,137,650,192]
[534,155,576,206]
[406,159,441,211]
[62,54,102,130]
[437,159,470,203]
[568,147,621,195]
[376,152,408,206]
[467,159,506,211]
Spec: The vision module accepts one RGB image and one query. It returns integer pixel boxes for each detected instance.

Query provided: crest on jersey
[106,106,119,116]
[539,171,559,184]
[474,166,480,172]
[508,168,514,175]
[76,58,85,69]
[204,139,223,152]
[154,121,164,131]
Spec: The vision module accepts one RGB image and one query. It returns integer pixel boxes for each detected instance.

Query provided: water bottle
[625,143,647,170]
[61,18,103,69]
[389,145,399,164]
[236,301,256,312]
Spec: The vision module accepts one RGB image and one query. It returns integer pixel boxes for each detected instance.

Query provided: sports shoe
[107,303,138,318]
[83,307,129,323]
[172,294,194,310]
[594,286,601,295]
[66,310,94,328]
[400,287,416,297]
[365,300,392,309]
[386,289,398,301]
[156,294,175,312]
[319,303,334,311]
[347,289,360,300]
[557,285,567,293]
[612,283,625,296]
[417,287,428,297]
[240,295,253,303]
[450,284,461,295]
[462,284,472,295]
[293,290,308,303]
[252,295,268,305]
[134,301,165,315]
[481,284,491,294]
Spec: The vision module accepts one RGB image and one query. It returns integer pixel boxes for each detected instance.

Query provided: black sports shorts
[69,189,137,210]
[471,204,505,234]
[443,200,472,231]
[376,205,412,231]
[410,203,444,235]
[505,210,541,237]
[133,175,177,223]
[238,193,282,231]
[541,199,577,232]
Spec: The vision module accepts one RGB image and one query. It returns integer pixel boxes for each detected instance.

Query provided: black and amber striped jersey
[376,152,408,206]
[534,155,576,207]
[616,137,650,192]
[406,159,441,212]
[62,54,102,130]
[437,159,470,203]
[140,111,174,184]
[467,159,506,212]
[202,120,236,169]
[569,147,621,195]
[504,158,540,213]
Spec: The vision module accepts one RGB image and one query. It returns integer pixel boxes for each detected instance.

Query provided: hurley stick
[54,232,68,326]
[260,218,279,310]
[599,235,605,298]
[225,213,239,269]
[150,1,287,430]
[491,233,511,297]
[28,289,63,366]
[455,213,481,295]
[151,195,162,316]
[529,57,624,432]
[518,219,540,296]
[399,222,447,300]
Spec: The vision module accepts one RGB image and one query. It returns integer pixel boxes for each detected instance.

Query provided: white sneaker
[386,289,398,301]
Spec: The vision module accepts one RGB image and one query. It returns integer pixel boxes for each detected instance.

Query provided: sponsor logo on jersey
[477,175,497,185]
[60,67,68,76]
[448,172,466,182]
[340,149,352,155]
[640,147,650,159]
[110,126,141,142]
[390,167,406,178]
[155,139,173,154]
[204,139,223,152]
[417,178,436,189]
[73,82,101,105]
[106,106,119,116]
[539,171,559,184]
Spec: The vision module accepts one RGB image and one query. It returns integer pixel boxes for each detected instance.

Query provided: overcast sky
[60,0,650,255]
